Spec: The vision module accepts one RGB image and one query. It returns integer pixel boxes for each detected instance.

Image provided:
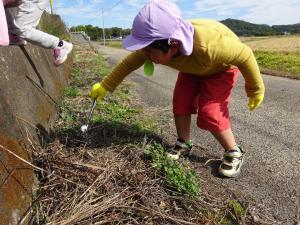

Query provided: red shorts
[173,68,238,132]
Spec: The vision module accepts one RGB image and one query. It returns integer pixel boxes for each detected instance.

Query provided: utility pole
[50,0,54,15]
[102,8,106,46]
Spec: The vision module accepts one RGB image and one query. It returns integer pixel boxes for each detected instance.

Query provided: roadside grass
[63,85,79,97]
[200,199,246,225]
[254,51,300,79]
[106,40,123,48]
[31,46,250,224]
[144,143,200,196]
[39,12,70,41]
[56,48,201,197]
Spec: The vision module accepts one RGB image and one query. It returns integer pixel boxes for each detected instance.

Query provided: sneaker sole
[9,41,27,46]
[219,168,241,178]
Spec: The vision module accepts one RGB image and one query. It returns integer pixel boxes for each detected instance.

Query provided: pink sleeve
[0,0,9,46]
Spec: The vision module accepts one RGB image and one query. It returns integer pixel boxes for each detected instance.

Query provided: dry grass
[28,138,221,225]
[27,132,277,225]
[241,35,300,53]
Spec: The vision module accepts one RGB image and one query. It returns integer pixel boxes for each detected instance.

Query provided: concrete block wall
[0,44,72,225]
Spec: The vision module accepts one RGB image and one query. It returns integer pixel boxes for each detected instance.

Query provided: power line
[103,0,123,13]
[69,0,123,26]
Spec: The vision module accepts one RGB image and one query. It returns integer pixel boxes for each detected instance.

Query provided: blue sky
[52,0,300,28]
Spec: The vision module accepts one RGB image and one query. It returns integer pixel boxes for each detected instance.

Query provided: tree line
[70,25,131,40]
[220,19,300,36]
[70,19,300,40]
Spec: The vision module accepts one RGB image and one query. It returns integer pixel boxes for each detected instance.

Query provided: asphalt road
[94,44,300,224]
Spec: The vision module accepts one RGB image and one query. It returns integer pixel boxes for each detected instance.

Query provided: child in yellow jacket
[90,0,265,178]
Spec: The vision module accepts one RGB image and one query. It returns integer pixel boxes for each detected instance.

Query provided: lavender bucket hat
[122,0,195,55]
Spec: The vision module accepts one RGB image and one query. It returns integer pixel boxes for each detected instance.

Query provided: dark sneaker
[9,33,27,46]
[167,138,193,160]
[218,146,244,178]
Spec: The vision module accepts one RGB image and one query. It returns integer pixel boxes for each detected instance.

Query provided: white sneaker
[54,40,73,66]
[218,147,244,178]
[166,139,193,160]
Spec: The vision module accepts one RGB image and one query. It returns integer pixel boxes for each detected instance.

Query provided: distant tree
[272,23,300,34]
[70,25,132,40]
[221,19,275,36]
[111,27,122,38]
[122,28,131,37]
[70,20,300,40]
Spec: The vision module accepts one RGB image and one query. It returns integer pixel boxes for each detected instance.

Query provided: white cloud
[193,0,300,25]
[91,0,103,4]
[55,0,300,27]
[240,0,300,25]
[124,0,145,8]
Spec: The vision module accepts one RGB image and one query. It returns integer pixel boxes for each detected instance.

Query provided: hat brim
[122,34,154,51]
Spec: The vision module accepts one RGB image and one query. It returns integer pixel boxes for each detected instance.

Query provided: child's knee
[16,27,33,39]
[197,102,230,131]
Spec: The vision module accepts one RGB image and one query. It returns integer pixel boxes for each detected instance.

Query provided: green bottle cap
[144,60,154,77]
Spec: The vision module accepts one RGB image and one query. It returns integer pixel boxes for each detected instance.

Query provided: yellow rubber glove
[89,82,107,101]
[248,94,264,111]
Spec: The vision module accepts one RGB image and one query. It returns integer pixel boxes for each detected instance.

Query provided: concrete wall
[70,31,90,43]
[0,44,72,224]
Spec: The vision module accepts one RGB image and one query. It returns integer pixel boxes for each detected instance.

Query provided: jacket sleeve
[209,36,265,97]
[101,50,147,92]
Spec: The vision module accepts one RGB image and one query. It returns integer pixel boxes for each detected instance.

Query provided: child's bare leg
[174,114,191,142]
[167,114,192,160]
[211,128,237,150]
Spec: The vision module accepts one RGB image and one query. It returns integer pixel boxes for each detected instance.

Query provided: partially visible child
[0,0,9,46]
[3,0,20,7]
[89,0,265,178]
[4,0,72,65]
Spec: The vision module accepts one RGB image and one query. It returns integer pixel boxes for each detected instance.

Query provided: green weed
[63,86,79,97]
[144,143,200,196]
[55,101,78,129]
[89,54,112,79]
[92,101,139,123]
[229,200,245,217]
[71,66,81,79]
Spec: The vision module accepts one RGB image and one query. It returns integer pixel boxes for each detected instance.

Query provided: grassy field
[242,35,300,79]
[106,40,124,48]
